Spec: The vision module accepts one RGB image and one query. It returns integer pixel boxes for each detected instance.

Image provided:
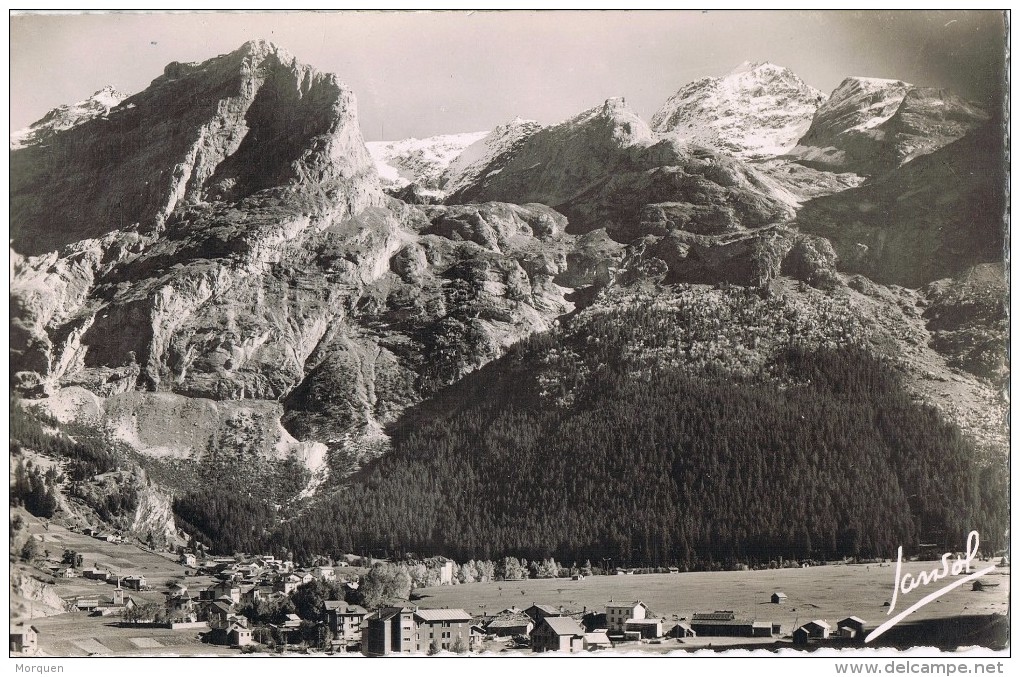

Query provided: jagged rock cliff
[10,42,1007,498]
[796,123,1005,287]
[11,40,383,255]
[790,77,987,175]
[446,98,797,240]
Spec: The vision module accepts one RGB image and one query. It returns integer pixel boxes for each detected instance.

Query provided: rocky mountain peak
[651,61,825,158]
[790,76,986,175]
[11,40,382,255]
[10,85,128,150]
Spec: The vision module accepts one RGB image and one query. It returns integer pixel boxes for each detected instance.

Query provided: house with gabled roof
[227,622,253,647]
[532,616,585,653]
[837,616,866,639]
[524,603,568,624]
[485,611,534,637]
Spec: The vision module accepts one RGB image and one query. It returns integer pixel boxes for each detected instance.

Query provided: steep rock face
[874,87,990,167]
[922,263,1008,381]
[790,77,986,174]
[10,85,127,150]
[446,98,795,240]
[651,61,825,158]
[796,124,1005,287]
[441,117,542,196]
[10,40,382,255]
[366,131,488,190]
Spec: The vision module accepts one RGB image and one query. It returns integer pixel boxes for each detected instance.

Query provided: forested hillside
[260,290,1006,566]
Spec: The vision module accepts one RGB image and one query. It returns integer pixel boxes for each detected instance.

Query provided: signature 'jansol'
[865,530,996,643]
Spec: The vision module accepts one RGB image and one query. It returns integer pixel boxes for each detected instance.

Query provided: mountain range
[9,42,1006,562]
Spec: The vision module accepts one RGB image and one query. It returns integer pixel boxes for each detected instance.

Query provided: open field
[413,561,1010,650]
[13,513,1009,654]
[28,614,231,657]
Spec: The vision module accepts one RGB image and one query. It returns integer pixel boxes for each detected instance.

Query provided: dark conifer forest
[255,295,1007,567]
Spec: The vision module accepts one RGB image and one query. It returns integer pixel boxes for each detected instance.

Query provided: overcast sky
[10,10,1007,141]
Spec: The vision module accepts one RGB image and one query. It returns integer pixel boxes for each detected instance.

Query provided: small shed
[792,626,810,646]
[227,623,253,647]
[800,620,831,639]
[771,592,788,604]
[583,631,613,651]
[837,616,866,639]
[671,622,696,638]
[625,618,663,639]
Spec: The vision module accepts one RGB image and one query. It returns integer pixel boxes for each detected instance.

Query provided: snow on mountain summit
[11,85,129,149]
[366,130,489,190]
[651,62,826,158]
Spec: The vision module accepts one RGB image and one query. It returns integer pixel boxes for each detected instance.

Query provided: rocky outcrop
[10,40,382,255]
[796,123,1005,287]
[441,117,542,197]
[790,77,987,175]
[651,61,825,158]
[447,98,795,240]
[923,263,1008,381]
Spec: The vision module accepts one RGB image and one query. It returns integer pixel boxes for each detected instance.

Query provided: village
[10,514,1010,657]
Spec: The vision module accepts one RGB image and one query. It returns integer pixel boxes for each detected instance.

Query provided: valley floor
[12,515,1009,656]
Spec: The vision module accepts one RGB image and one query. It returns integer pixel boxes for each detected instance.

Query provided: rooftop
[415,608,473,622]
[541,616,585,636]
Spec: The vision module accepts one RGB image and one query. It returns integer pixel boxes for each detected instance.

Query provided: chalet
[227,623,253,648]
[274,574,302,595]
[82,568,110,581]
[324,602,368,645]
[800,620,831,639]
[75,597,100,612]
[671,622,696,638]
[690,611,767,637]
[532,616,585,653]
[470,624,486,649]
[83,527,98,537]
[206,601,235,628]
[793,626,811,646]
[414,608,473,652]
[624,618,663,639]
[169,582,188,596]
[771,592,788,604]
[485,612,534,637]
[313,565,336,581]
[120,574,146,590]
[524,603,568,625]
[10,624,39,654]
[48,565,77,578]
[571,574,584,581]
[204,581,241,604]
[583,631,613,651]
[605,600,649,632]
[97,533,122,543]
[180,553,197,567]
[295,571,314,585]
[837,616,866,639]
[362,606,417,656]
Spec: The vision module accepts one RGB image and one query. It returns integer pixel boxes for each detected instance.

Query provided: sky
[9,10,1007,141]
